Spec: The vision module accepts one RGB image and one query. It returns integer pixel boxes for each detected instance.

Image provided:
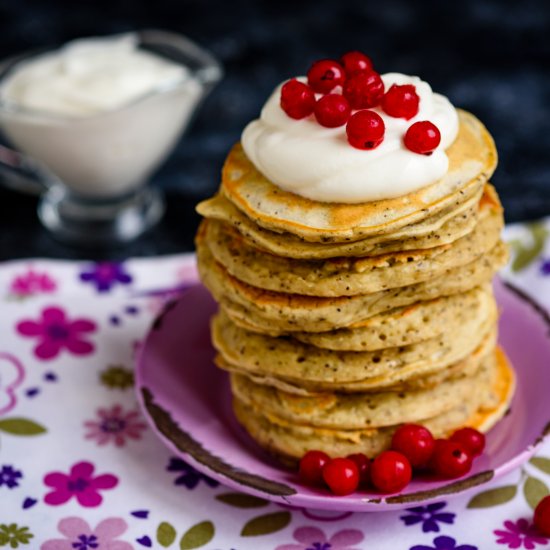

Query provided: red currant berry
[431,439,473,479]
[314,94,351,128]
[450,427,486,457]
[322,458,359,495]
[343,70,385,109]
[307,59,346,94]
[280,79,316,120]
[346,110,385,150]
[370,451,412,493]
[299,450,330,486]
[382,84,420,120]
[340,51,373,75]
[346,453,370,484]
[404,121,441,154]
[391,424,435,468]
[534,495,550,536]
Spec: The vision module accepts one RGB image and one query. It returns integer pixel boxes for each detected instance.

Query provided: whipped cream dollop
[241,73,459,203]
[0,34,187,117]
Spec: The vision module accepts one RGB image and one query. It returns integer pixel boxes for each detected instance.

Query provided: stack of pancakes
[195,109,515,463]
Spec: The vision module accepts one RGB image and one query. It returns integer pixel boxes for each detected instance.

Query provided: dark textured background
[0,0,549,260]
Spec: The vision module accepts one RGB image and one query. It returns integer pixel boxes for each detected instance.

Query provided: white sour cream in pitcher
[0,34,203,198]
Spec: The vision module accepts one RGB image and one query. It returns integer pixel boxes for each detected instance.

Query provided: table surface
[1,219,550,549]
[1,0,550,260]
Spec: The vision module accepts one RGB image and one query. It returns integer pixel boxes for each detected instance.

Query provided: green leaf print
[157,522,177,547]
[524,476,550,510]
[467,485,517,508]
[0,418,46,436]
[179,521,214,549]
[240,511,291,537]
[509,222,548,272]
[530,457,550,475]
[215,492,269,508]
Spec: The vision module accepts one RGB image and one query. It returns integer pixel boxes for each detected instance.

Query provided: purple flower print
[41,517,132,550]
[43,461,118,507]
[494,519,549,549]
[400,502,455,532]
[0,465,22,489]
[79,262,132,293]
[10,269,56,297]
[540,258,550,276]
[16,307,96,360]
[166,457,219,489]
[84,405,147,447]
[411,535,477,550]
[276,526,364,550]
[0,352,25,415]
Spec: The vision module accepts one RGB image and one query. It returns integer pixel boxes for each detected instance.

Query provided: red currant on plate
[340,51,373,75]
[404,121,441,154]
[534,495,550,536]
[450,427,486,457]
[307,59,346,94]
[280,79,316,120]
[322,458,359,495]
[299,450,330,486]
[431,439,473,479]
[314,94,351,128]
[343,70,385,109]
[382,84,420,120]
[391,424,435,468]
[346,110,385,150]
[346,453,370,484]
[370,450,412,493]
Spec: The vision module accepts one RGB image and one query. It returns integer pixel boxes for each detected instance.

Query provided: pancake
[212,307,497,392]
[202,196,502,297]
[230,351,495,430]
[232,348,515,460]
[219,110,497,242]
[197,183,488,260]
[220,333,491,396]
[295,286,493,351]
[197,236,508,333]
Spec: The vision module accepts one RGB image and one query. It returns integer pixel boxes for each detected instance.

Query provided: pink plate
[135,277,550,511]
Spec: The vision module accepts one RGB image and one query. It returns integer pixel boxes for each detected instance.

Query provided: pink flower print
[176,262,199,284]
[276,526,364,550]
[0,353,24,415]
[84,405,147,447]
[17,307,96,360]
[494,519,549,549]
[10,269,56,297]
[44,461,118,507]
[41,516,132,550]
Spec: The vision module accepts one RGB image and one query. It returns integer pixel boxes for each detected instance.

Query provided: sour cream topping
[241,73,459,203]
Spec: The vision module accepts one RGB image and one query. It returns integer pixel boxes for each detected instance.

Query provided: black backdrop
[0,0,549,259]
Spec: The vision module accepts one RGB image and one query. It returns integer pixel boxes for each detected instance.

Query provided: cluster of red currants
[280,51,441,154]
[298,424,486,496]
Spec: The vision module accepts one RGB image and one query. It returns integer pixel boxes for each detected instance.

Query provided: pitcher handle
[0,143,57,195]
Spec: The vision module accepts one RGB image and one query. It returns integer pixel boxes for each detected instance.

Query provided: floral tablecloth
[1,219,550,550]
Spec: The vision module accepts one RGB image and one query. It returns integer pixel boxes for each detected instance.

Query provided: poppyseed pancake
[196,180,484,260]
[216,110,496,242]
[202,188,502,297]
[231,348,515,462]
[195,67,513,462]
